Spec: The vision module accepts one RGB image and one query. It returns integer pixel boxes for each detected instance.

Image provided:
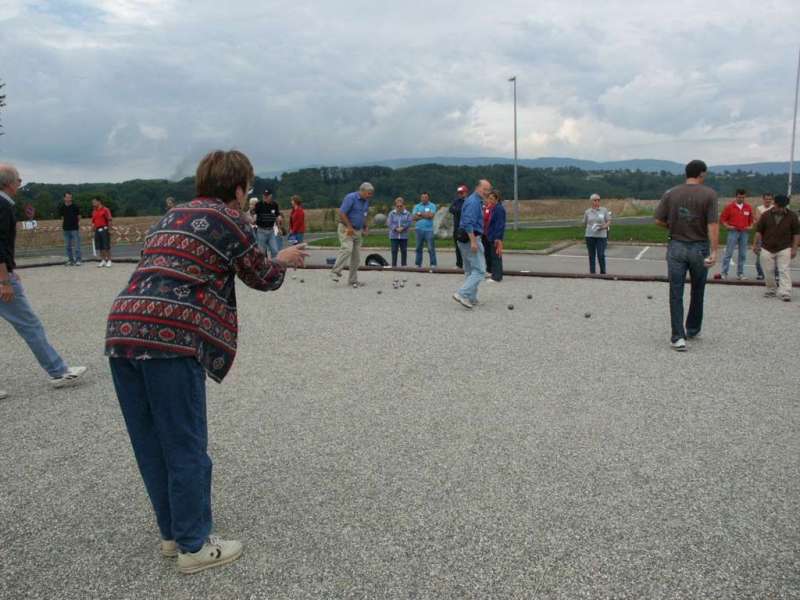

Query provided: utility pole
[509,76,518,230]
[788,47,800,196]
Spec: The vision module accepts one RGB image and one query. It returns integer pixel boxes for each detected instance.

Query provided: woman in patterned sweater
[105,150,307,574]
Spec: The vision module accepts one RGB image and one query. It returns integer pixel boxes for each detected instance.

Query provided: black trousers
[453,233,463,268]
[482,236,503,281]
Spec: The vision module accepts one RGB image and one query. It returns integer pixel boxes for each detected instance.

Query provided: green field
[310,223,743,251]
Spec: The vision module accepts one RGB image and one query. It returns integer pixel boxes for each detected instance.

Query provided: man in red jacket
[719,188,754,280]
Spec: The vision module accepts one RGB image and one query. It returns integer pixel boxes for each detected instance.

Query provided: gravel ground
[1,265,799,599]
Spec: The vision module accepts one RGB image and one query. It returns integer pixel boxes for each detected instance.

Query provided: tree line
[12,164,789,220]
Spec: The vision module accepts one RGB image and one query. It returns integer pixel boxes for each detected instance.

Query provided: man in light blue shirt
[412,192,437,267]
[330,182,374,287]
[453,179,491,309]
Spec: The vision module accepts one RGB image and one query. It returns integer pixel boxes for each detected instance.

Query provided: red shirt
[720,201,753,231]
[290,206,306,234]
[483,204,493,233]
[92,206,112,229]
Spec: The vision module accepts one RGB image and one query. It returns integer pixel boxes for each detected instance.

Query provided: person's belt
[96,226,108,231]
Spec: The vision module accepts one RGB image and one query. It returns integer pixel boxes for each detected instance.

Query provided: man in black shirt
[0,163,88,395]
[253,188,282,257]
[449,185,468,269]
[59,192,82,266]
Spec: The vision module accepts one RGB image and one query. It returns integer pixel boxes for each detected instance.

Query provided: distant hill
[259,157,792,178]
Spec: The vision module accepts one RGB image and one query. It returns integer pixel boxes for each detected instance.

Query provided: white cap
[589,193,601,201]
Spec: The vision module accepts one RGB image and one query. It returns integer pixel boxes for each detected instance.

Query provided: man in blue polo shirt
[413,192,437,267]
[330,182,374,287]
[453,179,491,309]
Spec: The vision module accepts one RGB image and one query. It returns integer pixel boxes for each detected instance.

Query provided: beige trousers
[331,224,362,284]
[762,248,792,298]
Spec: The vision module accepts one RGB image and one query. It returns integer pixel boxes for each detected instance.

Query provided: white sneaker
[104,260,112,267]
[452,293,473,309]
[161,539,178,558]
[670,338,687,352]
[177,536,243,574]
[97,260,105,268]
[50,366,88,389]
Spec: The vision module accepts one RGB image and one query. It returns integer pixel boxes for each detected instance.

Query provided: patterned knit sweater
[105,197,285,382]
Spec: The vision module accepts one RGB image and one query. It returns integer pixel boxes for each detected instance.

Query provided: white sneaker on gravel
[161,539,178,558]
[105,260,112,267]
[452,293,473,309]
[50,366,88,389]
[670,338,687,352]
[177,536,243,574]
[97,260,105,268]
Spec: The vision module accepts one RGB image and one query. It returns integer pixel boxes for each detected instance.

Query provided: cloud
[0,0,798,183]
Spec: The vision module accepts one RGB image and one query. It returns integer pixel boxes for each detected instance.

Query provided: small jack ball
[299,279,304,283]
[584,312,591,318]
[508,304,514,310]
[377,290,382,295]
[526,294,533,300]
[647,295,653,299]
[416,283,421,287]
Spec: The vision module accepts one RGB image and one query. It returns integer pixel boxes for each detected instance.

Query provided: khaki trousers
[331,224,362,284]
[762,248,792,298]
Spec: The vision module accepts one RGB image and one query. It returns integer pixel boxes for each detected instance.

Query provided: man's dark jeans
[453,233,463,269]
[110,356,212,553]
[667,239,709,342]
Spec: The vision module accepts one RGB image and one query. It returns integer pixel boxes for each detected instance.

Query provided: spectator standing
[253,189,282,257]
[165,197,176,212]
[330,182,373,287]
[654,159,719,351]
[105,150,308,574]
[453,179,491,309]
[719,189,754,280]
[91,197,113,267]
[484,189,506,282]
[413,192,437,268]
[0,163,88,394]
[387,196,412,267]
[59,191,82,266]
[288,195,306,245]
[754,192,775,280]
[583,193,611,274]
[753,194,799,301]
[449,185,468,269]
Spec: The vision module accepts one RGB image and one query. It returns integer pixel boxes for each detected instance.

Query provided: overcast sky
[1,0,798,183]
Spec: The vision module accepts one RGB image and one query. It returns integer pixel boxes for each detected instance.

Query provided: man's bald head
[475,179,492,199]
[0,163,21,197]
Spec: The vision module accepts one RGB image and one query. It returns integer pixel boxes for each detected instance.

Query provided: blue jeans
[585,237,607,274]
[63,229,82,263]
[667,240,709,342]
[721,230,748,276]
[109,357,212,553]
[256,228,280,257]
[415,229,437,267]
[0,275,67,378]
[390,238,408,266]
[457,239,486,302]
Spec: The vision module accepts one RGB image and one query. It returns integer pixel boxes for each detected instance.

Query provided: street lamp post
[509,76,519,230]
[789,47,800,197]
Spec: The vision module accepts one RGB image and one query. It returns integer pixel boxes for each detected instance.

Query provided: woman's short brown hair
[290,194,302,206]
[195,150,254,202]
